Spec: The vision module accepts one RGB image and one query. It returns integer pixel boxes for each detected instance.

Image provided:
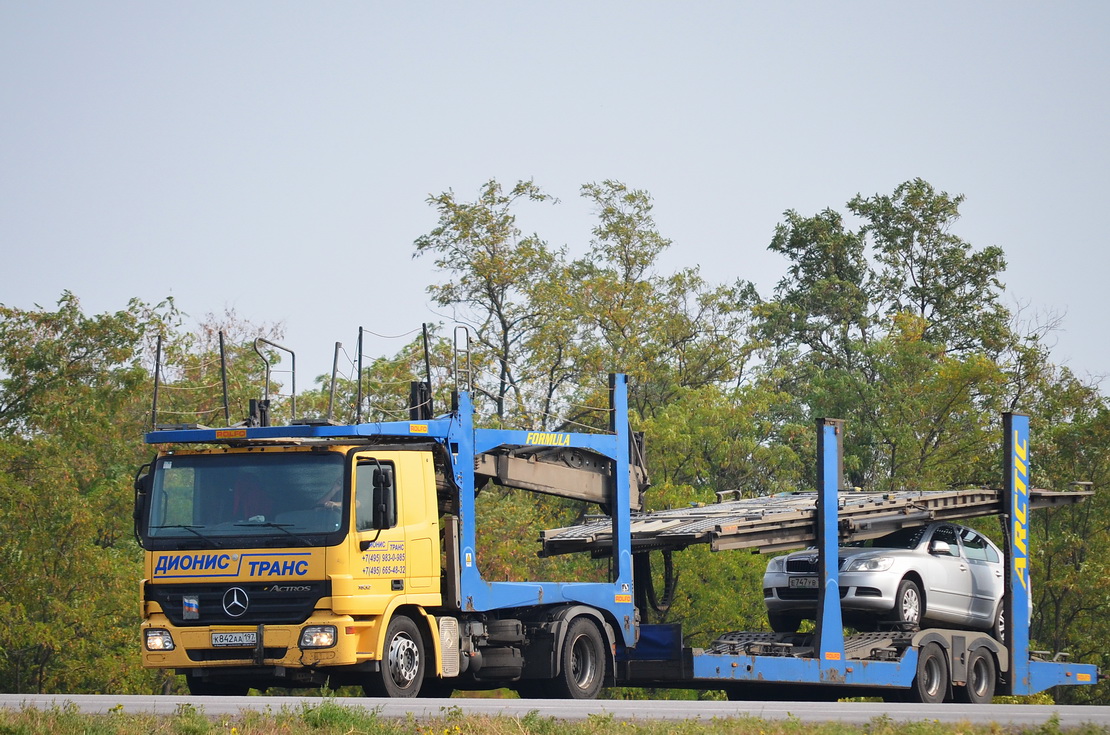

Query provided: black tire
[553,617,605,699]
[185,674,249,696]
[768,612,801,633]
[992,603,1005,643]
[363,616,425,698]
[891,578,923,627]
[957,648,997,704]
[910,642,949,703]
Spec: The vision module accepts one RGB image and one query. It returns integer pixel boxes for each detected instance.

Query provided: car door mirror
[930,540,953,556]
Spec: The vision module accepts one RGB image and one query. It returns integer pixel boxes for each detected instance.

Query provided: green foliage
[5,707,1110,735]
[151,308,286,428]
[298,700,389,731]
[0,294,170,694]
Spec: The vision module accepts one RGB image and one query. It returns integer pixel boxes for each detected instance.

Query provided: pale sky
[2,3,1107,391]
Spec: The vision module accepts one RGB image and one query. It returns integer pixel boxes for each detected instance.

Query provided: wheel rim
[922,654,943,698]
[388,632,420,688]
[570,633,598,689]
[970,656,991,698]
[901,587,921,623]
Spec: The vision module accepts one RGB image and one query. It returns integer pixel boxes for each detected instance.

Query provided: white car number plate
[212,632,257,647]
[789,576,819,589]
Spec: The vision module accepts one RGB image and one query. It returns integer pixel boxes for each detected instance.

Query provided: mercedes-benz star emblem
[222,587,249,618]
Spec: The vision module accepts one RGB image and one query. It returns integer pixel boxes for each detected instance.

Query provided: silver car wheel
[898,580,922,624]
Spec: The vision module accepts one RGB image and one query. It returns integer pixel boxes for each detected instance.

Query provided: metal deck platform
[540,487,1091,556]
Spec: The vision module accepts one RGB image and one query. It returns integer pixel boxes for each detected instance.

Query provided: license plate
[212,631,257,647]
[788,576,819,589]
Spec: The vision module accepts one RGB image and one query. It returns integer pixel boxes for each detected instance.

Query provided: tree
[756,180,1012,491]
[0,293,171,693]
[150,308,286,428]
[414,179,561,425]
[849,179,1010,356]
[565,181,758,422]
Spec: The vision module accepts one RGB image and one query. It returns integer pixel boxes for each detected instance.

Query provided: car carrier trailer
[136,338,1097,702]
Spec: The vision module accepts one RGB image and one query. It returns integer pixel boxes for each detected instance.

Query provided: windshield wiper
[149,524,222,548]
[233,521,314,546]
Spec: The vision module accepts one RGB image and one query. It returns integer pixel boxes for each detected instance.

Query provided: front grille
[785,556,846,573]
[186,647,288,662]
[775,586,849,601]
[148,581,328,626]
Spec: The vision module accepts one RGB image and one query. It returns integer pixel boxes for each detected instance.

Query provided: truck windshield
[145,451,346,542]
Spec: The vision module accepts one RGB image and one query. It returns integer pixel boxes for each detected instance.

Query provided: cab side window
[355,461,396,531]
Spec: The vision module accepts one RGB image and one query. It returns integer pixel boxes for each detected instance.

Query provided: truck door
[350,453,439,604]
[351,456,408,610]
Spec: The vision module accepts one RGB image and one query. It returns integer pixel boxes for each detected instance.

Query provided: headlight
[300,625,337,649]
[845,556,894,572]
[766,556,786,573]
[145,628,175,651]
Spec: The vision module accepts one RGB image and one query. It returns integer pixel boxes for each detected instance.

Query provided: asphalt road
[2,694,1110,727]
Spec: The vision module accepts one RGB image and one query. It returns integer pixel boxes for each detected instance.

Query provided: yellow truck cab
[139,443,449,695]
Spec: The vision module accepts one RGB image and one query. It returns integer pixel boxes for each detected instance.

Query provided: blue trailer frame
[672,414,1098,695]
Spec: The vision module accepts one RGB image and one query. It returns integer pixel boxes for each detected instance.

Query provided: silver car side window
[929,525,961,557]
[954,530,999,564]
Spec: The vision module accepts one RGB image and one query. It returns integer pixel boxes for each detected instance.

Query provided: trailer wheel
[910,642,949,703]
[957,648,996,704]
[364,615,424,698]
[554,617,605,699]
[892,578,923,626]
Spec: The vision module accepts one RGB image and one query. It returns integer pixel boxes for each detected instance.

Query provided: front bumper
[762,571,897,618]
[141,612,383,672]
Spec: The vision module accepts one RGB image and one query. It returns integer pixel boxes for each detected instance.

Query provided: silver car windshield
[146,451,345,538]
[849,526,927,550]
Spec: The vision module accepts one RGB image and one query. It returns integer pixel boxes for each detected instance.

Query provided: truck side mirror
[132,461,153,548]
[372,469,395,529]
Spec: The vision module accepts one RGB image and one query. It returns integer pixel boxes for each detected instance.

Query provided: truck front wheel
[554,617,605,699]
[364,615,424,698]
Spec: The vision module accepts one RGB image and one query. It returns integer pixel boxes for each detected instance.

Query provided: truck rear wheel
[364,615,424,698]
[554,617,605,699]
[910,642,949,703]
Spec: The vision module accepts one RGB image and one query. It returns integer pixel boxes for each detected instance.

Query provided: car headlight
[145,628,175,651]
[766,556,786,573]
[844,556,894,572]
[300,625,337,649]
